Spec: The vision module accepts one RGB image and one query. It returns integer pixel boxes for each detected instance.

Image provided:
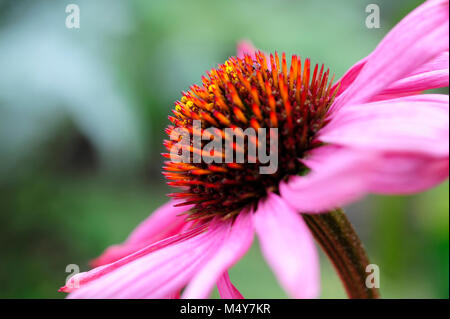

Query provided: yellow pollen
[186,100,194,108]
[225,61,234,74]
[181,96,187,103]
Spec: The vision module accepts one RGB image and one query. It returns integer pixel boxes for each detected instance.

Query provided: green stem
[302,209,380,299]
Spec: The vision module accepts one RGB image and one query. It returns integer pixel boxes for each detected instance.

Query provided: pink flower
[60,0,449,299]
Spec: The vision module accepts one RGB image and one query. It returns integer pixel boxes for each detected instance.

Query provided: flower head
[164,52,337,219]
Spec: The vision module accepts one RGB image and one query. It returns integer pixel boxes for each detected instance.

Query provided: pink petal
[280,146,375,213]
[368,91,422,102]
[253,194,320,299]
[217,272,244,299]
[60,223,208,294]
[237,40,257,58]
[371,51,449,100]
[164,291,181,299]
[321,95,449,157]
[368,153,449,194]
[182,211,254,299]
[65,221,225,298]
[332,0,449,111]
[331,56,369,97]
[280,145,449,213]
[333,51,448,101]
[91,200,191,267]
[410,50,449,76]
[370,52,449,100]
[376,69,449,96]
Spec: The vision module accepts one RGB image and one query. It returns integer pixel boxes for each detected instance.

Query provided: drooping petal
[60,223,208,294]
[332,0,449,111]
[321,95,449,157]
[376,56,449,97]
[331,56,369,97]
[410,50,449,76]
[253,193,320,299]
[182,211,254,299]
[375,70,449,97]
[217,271,244,299]
[123,200,192,244]
[368,91,423,102]
[164,291,181,299]
[370,51,449,101]
[280,146,374,213]
[280,145,449,213]
[91,200,191,267]
[367,152,449,194]
[333,51,448,101]
[66,220,226,298]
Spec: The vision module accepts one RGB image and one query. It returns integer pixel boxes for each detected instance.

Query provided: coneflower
[60,0,449,299]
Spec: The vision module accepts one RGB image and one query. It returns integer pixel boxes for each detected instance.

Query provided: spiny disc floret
[163,51,338,220]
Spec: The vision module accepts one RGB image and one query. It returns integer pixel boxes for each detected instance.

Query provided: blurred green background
[0,0,448,298]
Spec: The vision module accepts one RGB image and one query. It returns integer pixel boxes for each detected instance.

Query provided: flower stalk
[302,209,380,299]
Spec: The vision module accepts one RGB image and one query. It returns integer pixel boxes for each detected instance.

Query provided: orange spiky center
[163,51,338,220]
